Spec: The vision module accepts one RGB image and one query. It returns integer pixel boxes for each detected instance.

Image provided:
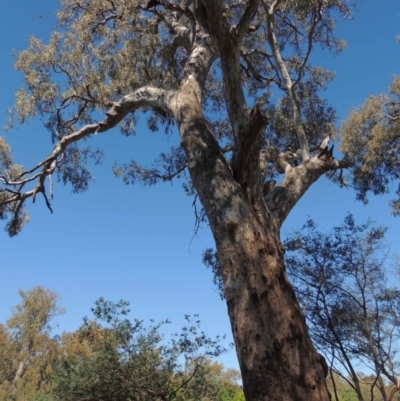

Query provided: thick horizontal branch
[1,86,175,210]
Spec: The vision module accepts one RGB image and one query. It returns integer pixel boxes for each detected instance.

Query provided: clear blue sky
[1,0,400,371]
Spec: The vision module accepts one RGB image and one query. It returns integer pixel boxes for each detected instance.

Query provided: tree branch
[265,156,353,226]
[145,0,195,21]
[1,86,174,213]
[292,5,323,89]
[264,0,311,161]
[201,0,249,143]
[236,0,260,41]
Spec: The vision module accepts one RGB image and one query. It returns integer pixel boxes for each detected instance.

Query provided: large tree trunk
[177,100,330,400]
[215,213,329,400]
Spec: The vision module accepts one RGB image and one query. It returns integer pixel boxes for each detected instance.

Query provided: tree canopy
[341,62,400,215]
[0,0,353,235]
[0,287,64,401]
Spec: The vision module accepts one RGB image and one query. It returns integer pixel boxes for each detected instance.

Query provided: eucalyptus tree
[52,298,228,401]
[341,63,400,215]
[0,1,355,400]
[1,286,64,401]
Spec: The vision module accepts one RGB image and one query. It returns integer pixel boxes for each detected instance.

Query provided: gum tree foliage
[0,286,65,401]
[0,324,17,400]
[341,37,400,216]
[284,215,400,401]
[0,0,356,400]
[51,298,228,401]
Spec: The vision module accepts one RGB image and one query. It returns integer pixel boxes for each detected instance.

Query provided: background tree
[341,36,400,215]
[325,371,360,401]
[0,286,64,401]
[0,0,359,399]
[324,372,400,401]
[284,214,400,401]
[0,289,236,401]
[180,358,244,401]
[0,323,17,400]
[51,297,228,401]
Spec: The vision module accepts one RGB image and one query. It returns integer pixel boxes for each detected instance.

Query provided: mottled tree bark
[179,111,331,400]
